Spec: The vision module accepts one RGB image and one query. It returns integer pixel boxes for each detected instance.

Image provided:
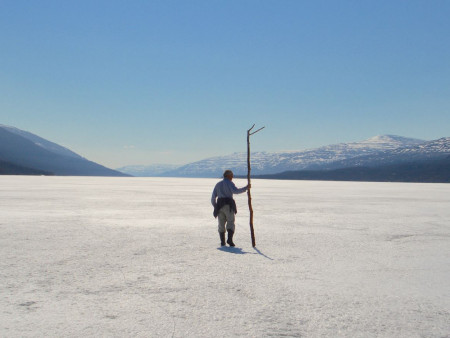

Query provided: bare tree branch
[249,126,265,135]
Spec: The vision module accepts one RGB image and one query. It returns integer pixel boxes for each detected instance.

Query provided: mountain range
[1,124,448,182]
[131,135,442,176]
[0,125,128,176]
[118,135,449,182]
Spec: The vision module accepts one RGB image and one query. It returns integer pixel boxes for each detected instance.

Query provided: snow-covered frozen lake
[1,176,449,337]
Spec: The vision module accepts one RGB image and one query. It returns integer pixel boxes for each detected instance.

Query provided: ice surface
[1,176,449,337]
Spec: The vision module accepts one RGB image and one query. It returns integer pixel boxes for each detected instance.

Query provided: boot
[227,230,235,247]
[219,232,226,246]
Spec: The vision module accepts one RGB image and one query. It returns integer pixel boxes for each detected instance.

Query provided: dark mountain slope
[0,127,128,176]
[0,124,83,159]
[0,159,52,175]
[254,156,450,183]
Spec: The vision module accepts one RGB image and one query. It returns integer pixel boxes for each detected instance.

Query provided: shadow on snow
[217,246,274,260]
[253,247,274,260]
[217,246,250,254]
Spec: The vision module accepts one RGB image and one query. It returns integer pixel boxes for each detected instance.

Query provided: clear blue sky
[1,0,449,168]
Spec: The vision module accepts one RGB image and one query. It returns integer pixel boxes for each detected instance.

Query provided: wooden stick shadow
[253,247,274,260]
[217,246,274,260]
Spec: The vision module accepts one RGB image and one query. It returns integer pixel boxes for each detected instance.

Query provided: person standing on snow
[211,170,250,247]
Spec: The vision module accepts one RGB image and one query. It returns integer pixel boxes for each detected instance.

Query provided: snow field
[0,176,449,337]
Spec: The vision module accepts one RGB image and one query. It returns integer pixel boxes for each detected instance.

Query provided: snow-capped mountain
[322,137,450,169]
[393,137,450,154]
[0,125,128,176]
[160,135,428,177]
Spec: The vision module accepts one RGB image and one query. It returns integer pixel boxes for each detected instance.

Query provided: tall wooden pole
[247,124,265,247]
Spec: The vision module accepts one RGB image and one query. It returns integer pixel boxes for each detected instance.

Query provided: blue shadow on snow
[217,246,250,254]
[217,246,274,260]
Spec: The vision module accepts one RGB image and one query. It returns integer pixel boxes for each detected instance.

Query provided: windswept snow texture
[1,177,449,337]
